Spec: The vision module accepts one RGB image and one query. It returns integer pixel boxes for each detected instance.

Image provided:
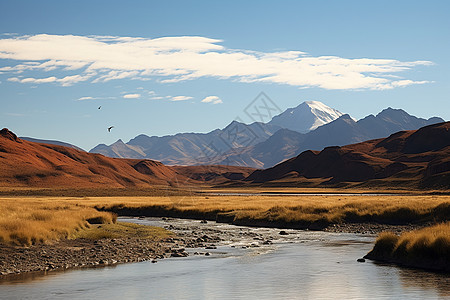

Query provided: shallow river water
[0,217,448,299]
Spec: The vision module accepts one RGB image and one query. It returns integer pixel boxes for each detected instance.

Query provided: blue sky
[1,0,449,150]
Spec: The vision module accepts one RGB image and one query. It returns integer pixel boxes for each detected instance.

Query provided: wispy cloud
[170,95,192,101]
[150,96,165,100]
[78,96,94,101]
[76,96,116,101]
[123,93,141,99]
[8,74,93,86]
[201,95,223,104]
[0,34,433,90]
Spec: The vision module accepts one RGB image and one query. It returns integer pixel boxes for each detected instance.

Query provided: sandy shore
[0,218,435,278]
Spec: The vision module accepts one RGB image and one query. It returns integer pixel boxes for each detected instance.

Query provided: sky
[0,0,449,151]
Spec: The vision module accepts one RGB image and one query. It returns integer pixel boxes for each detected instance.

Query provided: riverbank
[0,222,203,277]
[0,215,437,278]
[0,236,171,276]
[90,194,449,231]
[364,222,450,272]
[1,194,449,276]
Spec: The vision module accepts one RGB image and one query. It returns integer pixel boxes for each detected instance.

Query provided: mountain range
[245,121,450,190]
[89,101,344,165]
[89,101,444,168]
[213,107,444,168]
[1,121,449,190]
[90,121,282,165]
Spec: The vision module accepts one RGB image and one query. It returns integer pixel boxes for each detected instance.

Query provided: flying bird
[98,106,101,110]
[108,126,114,132]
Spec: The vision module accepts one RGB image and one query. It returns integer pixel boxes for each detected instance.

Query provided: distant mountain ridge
[215,108,445,168]
[89,101,445,168]
[90,121,283,165]
[89,100,346,164]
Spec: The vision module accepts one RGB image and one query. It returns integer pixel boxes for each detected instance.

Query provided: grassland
[365,222,450,271]
[0,197,172,246]
[1,194,449,246]
[85,194,450,229]
[0,198,119,246]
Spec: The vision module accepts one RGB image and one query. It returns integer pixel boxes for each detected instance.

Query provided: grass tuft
[71,222,172,240]
[366,222,450,271]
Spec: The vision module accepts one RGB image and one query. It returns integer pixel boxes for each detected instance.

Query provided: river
[0,217,448,299]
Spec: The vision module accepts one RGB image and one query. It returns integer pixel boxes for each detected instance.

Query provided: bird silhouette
[98,106,101,110]
[108,126,114,132]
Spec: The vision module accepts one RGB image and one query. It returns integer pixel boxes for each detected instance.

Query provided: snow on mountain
[268,100,344,133]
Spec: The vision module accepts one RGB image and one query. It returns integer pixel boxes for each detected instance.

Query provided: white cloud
[76,95,117,101]
[0,34,433,90]
[170,95,192,101]
[201,95,223,104]
[78,96,94,101]
[8,73,92,86]
[123,93,141,99]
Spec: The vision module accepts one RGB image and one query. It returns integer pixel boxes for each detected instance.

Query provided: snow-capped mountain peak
[268,100,344,133]
[304,100,344,129]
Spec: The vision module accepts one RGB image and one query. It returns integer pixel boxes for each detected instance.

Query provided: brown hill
[0,128,185,188]
[245,122,450,189]
[0,128,255,189]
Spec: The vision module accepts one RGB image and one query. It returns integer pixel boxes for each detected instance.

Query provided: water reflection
[399,268,450,298]
[0,218,448,300]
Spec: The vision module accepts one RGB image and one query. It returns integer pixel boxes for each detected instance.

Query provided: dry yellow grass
[71,222,173,240]
[394,222,449,256]
[82,194,450,225]
[367,222,450,271]
[0,198,116,246]
[1,194,448,245]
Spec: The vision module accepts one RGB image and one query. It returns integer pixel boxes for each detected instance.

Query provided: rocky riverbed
[0,237,192,276]
[0,217,433,278]
[323,222,430,235]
